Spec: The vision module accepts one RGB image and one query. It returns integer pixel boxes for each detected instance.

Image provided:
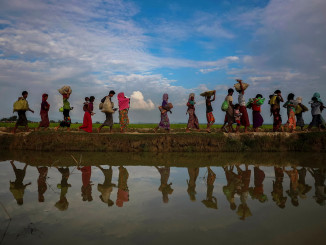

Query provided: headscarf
[313,92,322,103]
[163,93,168,102]
[42,94,48,101]
[117,92,130,110]
[189,93,195,100]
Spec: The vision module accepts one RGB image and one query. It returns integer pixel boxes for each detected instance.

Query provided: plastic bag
[221,100,229,111]
[101,96,114,113]
[59,107,64,112]
[13,98,29,112]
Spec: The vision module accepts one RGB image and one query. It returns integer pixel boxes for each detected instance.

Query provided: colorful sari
[119,109,129,130]
[158,93,170,130]
[187,93,199,129]
[79,102,93,133]
[39,94,50,128]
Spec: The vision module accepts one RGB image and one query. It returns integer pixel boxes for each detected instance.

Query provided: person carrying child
[155,93,172,133]
[269,90,284,132]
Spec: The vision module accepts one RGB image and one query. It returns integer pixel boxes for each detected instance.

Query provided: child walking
[234,104,242,133]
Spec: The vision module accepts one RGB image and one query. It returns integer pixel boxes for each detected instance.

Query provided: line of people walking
[11,80,326,133]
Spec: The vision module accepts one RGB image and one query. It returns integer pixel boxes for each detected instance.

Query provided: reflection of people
[236,165,252,220]
[298,168,312,199]
[78,166,93,202]
[223,166,241,210]
[97,166,116,206]
[187,167,199,201]
[37,166,48,202]
[249,166,267,203]
[308,168,326,206]
[271,167,287,208]
[9,161,31,205]
[116,166,129,207]
[55,167,71,211]
[156,166,173,203]
[202,167,217,209]
[285,167,299,207]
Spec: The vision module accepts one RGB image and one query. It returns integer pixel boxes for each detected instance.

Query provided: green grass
[0,122,274,129]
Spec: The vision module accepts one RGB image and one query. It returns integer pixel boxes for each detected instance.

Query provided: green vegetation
[0,122,274,130]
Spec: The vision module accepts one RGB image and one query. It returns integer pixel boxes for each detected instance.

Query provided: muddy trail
[0,130,326,152]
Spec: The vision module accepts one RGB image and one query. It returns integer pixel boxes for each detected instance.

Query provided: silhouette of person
[223,165,242,211]
[9,161,31,205]
[37,166,48,202]
[285,167,299,207]
[55,167,71,211]
[298,167,312,200]
[202,167,217,209]
[155,166,173,204]
[271,166,287,208]
[308,168,326,206]
[187,167,199,201]
[97,166,116,206]
[249,166,267,203]
[236,165,252,220]
[78,166,93,202]
[116,166,129,207]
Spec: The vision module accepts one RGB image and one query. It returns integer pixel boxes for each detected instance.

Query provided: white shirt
[238,94,246,106]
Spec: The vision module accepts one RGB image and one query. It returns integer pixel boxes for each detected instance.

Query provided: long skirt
[159,112,170,130]
[79,112,92,133]
[102,113,113,127]
[16,110,28,127]
[240,106,250,127]
[60,109,71,128]
[119,109,129,130]
[206,112,215,125]
[187,108,199,129]
[296,113,305,127]
[226,106,234,125]
[39,111,49,127]
[253,111,264,128]
[285,110,296,130]
[309,115,322,128]
[272,108,282,131]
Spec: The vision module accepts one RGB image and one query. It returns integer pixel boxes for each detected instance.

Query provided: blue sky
[0,0,326,124]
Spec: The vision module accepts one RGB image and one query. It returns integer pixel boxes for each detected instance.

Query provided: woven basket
[200,90,215,97]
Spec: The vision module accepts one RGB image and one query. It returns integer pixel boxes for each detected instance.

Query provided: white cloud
[130,91,155,111]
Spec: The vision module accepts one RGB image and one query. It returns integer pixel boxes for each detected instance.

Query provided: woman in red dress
[79,96,95,133]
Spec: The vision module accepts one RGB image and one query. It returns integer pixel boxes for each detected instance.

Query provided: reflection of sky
[0,159,326,244]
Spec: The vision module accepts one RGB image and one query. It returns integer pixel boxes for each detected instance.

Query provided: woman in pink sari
[118,92,130,133]
[79,96,95,133]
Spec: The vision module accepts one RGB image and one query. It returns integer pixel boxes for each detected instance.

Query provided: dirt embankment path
[1,131,326,152]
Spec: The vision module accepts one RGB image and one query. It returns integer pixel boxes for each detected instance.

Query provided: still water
[0,151,325,245]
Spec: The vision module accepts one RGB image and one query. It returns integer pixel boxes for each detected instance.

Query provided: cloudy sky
[1,0,326,123]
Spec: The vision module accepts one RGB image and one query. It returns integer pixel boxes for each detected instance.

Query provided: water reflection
[2,155,326,213]
[36,166,48,202]
[187,167,199,201]
[309,168,326,206]
[116,166,129,207]
[9,160,31,205]
[97,166,116,207]
[201,167,217,209]
[55,167,71,211]
[156,166,173,203]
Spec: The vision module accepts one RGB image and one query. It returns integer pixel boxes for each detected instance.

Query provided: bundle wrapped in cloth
[13,97,29,112]
[159,103,173,114]
[200,90,215,97]
[58,85,72,95]
[234,82,249,92]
